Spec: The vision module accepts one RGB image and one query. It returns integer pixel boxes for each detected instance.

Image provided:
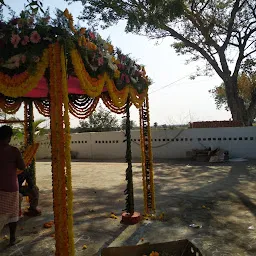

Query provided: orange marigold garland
[60,45,75,255]
[49,42,69,256]
[17,143,39,175]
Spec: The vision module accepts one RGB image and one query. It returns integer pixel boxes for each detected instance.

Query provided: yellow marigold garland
[129,87,148,108]
[101,93,128,114]
[70,48,105,97]
[60,45,75,256]
[0,49,49,97]
[104,75,129,108]
[70,48,148,109]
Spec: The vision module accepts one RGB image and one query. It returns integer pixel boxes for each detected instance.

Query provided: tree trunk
[225,77,254,126]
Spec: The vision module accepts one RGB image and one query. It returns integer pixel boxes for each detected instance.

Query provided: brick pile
[189,121,243,128]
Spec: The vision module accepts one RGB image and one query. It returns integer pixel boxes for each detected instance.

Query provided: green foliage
[209,83,229,111]
[121,117,136,130]
[210,72,256,112]
[68,0,184,32]
[78,105,119,132]
[68,0,256,125]
[33,118,47,136]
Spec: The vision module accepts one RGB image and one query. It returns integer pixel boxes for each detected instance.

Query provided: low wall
[35,126,256,160]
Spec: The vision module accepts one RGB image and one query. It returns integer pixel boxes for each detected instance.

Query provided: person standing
[0,125,25,246]
[18,170,41,216]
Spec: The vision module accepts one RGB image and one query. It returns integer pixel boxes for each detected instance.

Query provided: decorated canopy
[0,9,150,114]
[0,8,155,256]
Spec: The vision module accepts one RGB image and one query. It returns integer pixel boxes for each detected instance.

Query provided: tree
[153,122,158,128]
[67,0,256,125]
[33,118,48,137]
[210,72,256,124]
[121,118,136,130]
[78,105,119,132]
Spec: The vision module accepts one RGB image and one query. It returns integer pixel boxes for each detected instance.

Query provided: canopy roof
[0,9,150,109]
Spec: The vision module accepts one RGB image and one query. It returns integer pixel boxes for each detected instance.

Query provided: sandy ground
[1,160,256,255]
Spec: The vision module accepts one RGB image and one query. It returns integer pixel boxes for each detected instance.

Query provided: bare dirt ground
[1,160,256,255]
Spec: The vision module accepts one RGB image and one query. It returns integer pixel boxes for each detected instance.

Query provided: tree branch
[233,26,256,76]
[221,0,246,51]
[162,24,225,80]
[244,48,256,58]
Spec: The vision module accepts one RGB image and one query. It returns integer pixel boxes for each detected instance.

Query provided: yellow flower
[107,43,114,53]
[114,70,120,79]
[115,59,121,65]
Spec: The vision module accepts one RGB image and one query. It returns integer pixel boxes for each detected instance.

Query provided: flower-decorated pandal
[0,8,155,255]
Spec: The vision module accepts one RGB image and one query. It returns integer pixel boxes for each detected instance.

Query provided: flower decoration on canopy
[0,7,150,106]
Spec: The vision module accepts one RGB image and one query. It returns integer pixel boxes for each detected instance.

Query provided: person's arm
[15,147,26,171]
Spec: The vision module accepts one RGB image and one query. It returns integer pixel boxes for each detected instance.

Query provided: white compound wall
[35,126,256,160]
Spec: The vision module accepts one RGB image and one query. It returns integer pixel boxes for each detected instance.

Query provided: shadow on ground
[1,160,256,255]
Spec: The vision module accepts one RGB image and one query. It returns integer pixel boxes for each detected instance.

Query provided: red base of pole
[121,212,141,225]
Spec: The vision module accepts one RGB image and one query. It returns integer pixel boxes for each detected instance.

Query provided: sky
[3,0,232,127]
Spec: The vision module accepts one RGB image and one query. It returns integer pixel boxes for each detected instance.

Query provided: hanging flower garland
[17,143,39,175]
[23,101,29,146]
[60,45,75,255]
[129,87,148,108]
[0,49,49,97]
[101,92,128,114]
[105,75,129,108]
[49,42,69,255]
[139,108,148,214]
[68,95,99,119]
[139,94,155,214]
[34,99,51,117]
[146,94,155,212]
[70,48,105,97]
[0,94,23,114]
[70,47,148,109]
